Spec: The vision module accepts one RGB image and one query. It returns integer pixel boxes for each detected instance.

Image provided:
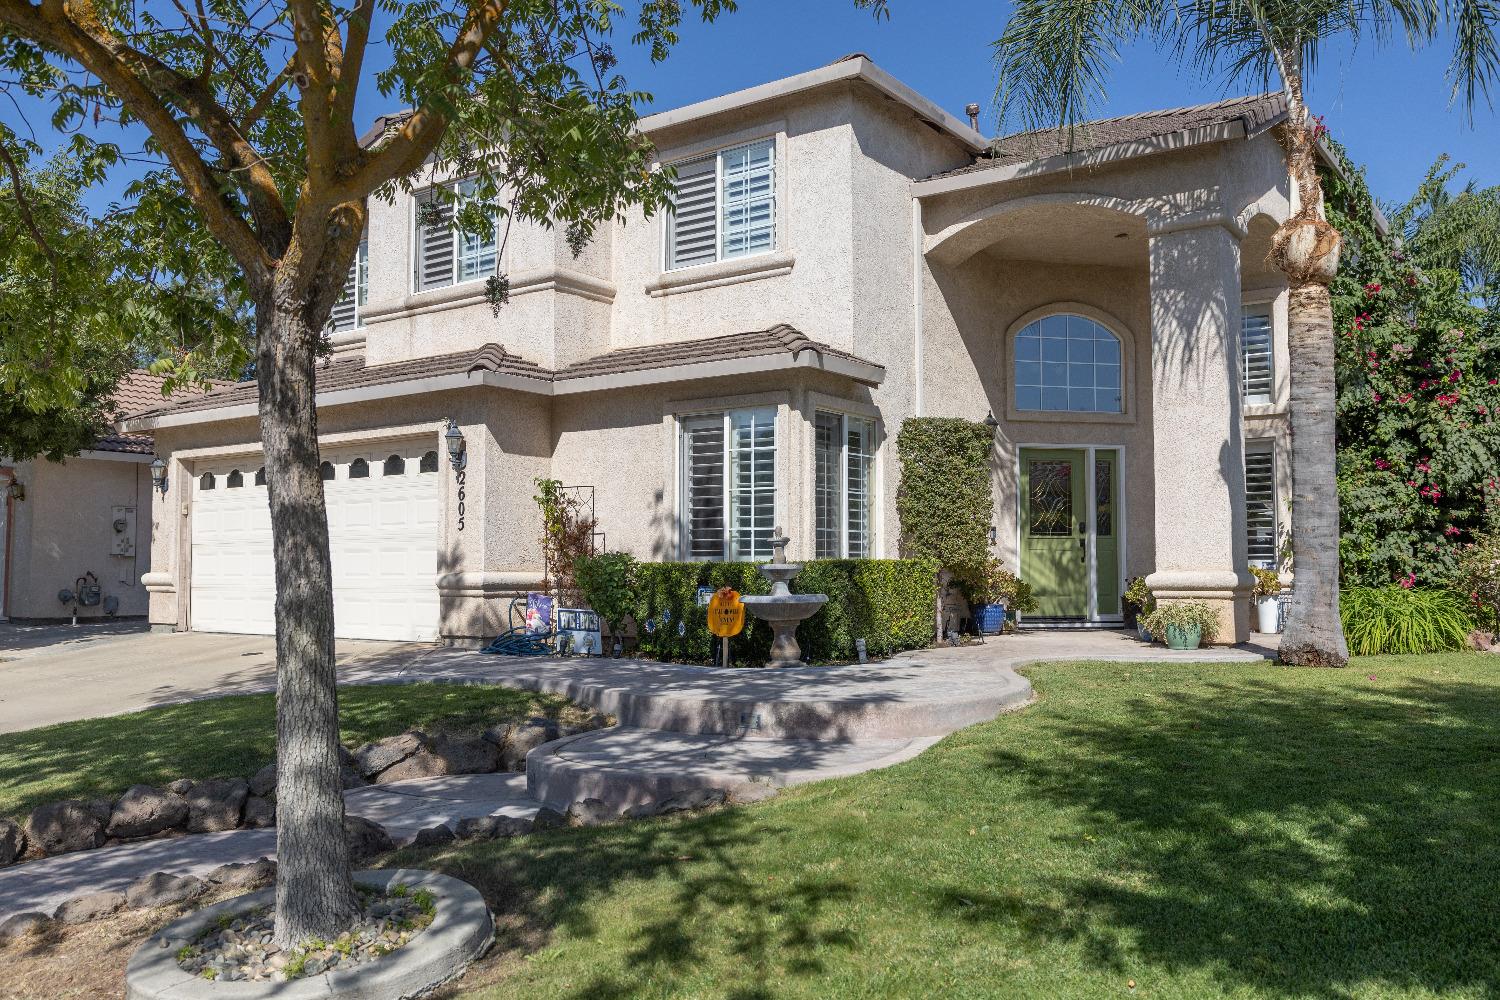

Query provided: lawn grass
[0,683,582,821]
[395,653,1500,1000]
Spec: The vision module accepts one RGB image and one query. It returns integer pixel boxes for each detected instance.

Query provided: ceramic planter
[1137,624,1154,643]
[1164,623,1202,650]
[1255,596,1281,634]
[975,603,1007,635]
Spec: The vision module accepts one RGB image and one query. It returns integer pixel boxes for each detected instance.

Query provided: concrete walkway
[0,631,1272,922]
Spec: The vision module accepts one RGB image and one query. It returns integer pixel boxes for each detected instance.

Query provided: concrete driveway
[0,626,436,733]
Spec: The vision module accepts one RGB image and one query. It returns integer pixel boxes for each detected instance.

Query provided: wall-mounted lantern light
[444,418,467,474]
[983,411,999,432]
[4,480,23,502]
[149,456,169,496]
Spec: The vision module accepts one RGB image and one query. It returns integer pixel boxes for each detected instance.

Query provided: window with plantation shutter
[328,238,368,333]
[413,180,497,291]
[1241,308,1274,405]
[1245,447,1277,566]
[815,411,875,558]
[681,408,777,560]
[665,138,775,271]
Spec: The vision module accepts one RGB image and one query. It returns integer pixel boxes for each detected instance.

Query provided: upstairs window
[666,138,775,270]
[413,179,498,291]
[681,408,776,560]
[328,237,368,333]
[814,411,875,558]
[1241,307,1274,406]
[1014,314,1123,414]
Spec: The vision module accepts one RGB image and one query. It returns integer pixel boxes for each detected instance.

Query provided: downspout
[911,195,925,417]
[0,465,14,621]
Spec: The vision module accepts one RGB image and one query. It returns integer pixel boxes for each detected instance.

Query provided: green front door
[1020,449,1088,617]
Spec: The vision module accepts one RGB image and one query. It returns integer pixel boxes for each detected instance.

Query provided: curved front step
[526,728,938,810]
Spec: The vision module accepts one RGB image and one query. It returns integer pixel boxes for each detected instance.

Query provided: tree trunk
[1271,66,1351,668]
[258,289,357,947]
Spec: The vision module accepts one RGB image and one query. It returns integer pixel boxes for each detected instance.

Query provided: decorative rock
[341,763,369,789]
[126,872,203,910]
[454,815,535,840]
[54,890,126,924]
[0,911,50,941]
[411,824,455,847]
[248,763,277,798]
[481,722,513,746]
[86,798,114,824]
[658,788,728,814]
[531,806,566,831]
[344,816,394,861]
[204,858,276,890]
[560,712,612,738]
[373,747,453,784]
[242,795,276,828]
[567,798,618,827]
[0,817,26,866]
[183,778,249,833]
[107,785,189,839]
[501,719,559,771]
[621,802,659,820]
[429,733,500,774]
[353,731,425,779]
[25,800,106,855]
[165,778,195,795]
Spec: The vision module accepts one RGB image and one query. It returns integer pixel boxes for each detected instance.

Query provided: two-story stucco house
[123,54,1299,646]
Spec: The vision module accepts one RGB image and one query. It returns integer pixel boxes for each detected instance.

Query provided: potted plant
[574,552,638,657]
[962,559,1037,634]
[1124,576,1154,637]
[1250,566,1282,634]
[1141,601,1222,651]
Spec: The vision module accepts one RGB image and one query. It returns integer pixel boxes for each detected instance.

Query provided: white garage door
[190,444,442,641]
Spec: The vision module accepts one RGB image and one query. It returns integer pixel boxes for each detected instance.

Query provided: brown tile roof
[125,326,880,422]
[555,324,876,381]
[931,92,1288,180]
[126,345,551,420]
[93,371,235,453]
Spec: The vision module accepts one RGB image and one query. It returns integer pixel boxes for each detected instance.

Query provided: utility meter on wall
[110,505,136,557]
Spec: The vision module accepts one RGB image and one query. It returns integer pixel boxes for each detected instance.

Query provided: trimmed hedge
[627,559,938,666]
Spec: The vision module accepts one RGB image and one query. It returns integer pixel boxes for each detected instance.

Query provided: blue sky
[10,1,1497,211]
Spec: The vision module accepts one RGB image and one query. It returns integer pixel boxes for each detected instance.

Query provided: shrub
[1339,586,1475,655]
[1141,601,1221,645]
[533,478,596,604]
[1456,531,1500,630]
[574,552,638,639]
[1124,576,1153,613]
[628,559,938,666]
[895,417,993,579]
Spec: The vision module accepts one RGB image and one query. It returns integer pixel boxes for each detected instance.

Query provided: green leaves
[1339,586,1475,655]
[895,418,995,579]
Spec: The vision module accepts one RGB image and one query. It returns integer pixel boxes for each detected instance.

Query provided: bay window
[666,138,776,271]
[814,411,875,558]
[681,408,776,560]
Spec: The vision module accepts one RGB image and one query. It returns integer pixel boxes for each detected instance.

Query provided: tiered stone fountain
[741,528,828,668]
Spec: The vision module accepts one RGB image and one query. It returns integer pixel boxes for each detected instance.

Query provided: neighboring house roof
[121,327,884,431]
[92,371,234,455]
[930,92,1288,181]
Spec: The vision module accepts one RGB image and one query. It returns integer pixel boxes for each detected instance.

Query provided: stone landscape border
[125,868,492,1000]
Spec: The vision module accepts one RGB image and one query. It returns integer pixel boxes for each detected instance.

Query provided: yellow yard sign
[707,587,746,637]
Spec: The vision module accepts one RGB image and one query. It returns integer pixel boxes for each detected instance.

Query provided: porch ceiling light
[149,456,168,496]
[444,418,467,472]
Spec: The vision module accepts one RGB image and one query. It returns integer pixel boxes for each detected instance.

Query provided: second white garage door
[190,444,442,642]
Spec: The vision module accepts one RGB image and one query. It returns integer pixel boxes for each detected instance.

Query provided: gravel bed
[169,883,435,983]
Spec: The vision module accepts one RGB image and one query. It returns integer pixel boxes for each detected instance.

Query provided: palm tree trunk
[1270,62,1351,668]
[257,284,358,947]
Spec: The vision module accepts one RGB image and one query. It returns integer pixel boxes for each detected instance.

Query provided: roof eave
[638,55,987,155]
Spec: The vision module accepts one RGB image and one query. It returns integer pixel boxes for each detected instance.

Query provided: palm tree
[993,1,1498,667]
[1392,155,1500,305]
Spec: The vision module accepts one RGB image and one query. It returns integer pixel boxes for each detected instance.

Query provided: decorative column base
[1145,569,1253,645]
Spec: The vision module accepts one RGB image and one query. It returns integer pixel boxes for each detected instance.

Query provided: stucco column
[1145,222,1252,643]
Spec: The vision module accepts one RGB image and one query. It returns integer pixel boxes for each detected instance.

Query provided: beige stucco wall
[4,454,153,620]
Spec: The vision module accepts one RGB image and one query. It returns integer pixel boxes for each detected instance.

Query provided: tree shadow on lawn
[972,671,1500,998]
[407,807,855,1000]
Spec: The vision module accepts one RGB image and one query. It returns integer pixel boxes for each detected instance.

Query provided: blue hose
[480,596,556,656]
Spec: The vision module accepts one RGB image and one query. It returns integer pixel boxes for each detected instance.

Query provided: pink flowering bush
[1456,531,1500,630]
[1327,149,1500,589]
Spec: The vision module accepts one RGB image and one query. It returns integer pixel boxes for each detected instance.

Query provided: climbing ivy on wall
[894,417,995,579]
